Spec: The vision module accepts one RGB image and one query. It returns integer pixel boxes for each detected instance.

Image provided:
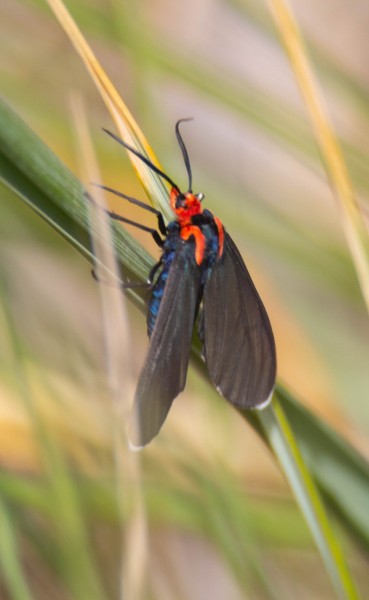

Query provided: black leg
[91,184,167,244]
[91,267,151,290]
[104,210,164,247]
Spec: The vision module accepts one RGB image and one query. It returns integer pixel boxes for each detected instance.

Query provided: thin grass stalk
[70,95,149,600]
[267,0,369,314]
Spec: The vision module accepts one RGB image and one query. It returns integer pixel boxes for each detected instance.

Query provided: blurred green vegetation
[1,1,369,598]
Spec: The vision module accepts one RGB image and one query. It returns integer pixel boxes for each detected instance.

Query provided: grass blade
[45,0,172,221]
[268,0,369,314]
[0,97,153,287]
[254,400,359,599]
[279,386,369,551]
[0,498,35,600]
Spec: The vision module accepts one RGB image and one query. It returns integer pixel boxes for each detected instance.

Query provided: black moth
[99,121,276,447]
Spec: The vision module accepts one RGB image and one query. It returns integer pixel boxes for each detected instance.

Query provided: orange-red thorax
[170,187,224,266]
[170,188,202,224]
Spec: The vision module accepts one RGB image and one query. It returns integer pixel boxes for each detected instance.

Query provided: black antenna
[175,118,193,193]
[102,128,180,192]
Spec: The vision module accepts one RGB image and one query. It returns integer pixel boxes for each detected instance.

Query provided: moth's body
[148,189,223,337]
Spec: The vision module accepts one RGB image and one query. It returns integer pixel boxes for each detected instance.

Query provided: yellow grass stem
[268,0,369,314]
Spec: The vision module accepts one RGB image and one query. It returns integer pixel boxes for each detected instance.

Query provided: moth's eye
[175,194,185,209]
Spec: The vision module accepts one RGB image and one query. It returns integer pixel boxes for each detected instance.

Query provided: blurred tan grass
[269,0,369,314]
[70,94,148,600]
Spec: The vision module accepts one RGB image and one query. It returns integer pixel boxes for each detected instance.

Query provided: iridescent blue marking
[147,222,180,336]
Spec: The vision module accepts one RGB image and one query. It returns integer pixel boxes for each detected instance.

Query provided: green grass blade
[0,497,35,600]
[0,97,153,285]
[254,400,359,599]
[279,386,369,550]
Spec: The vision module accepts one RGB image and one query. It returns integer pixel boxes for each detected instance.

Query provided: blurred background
[1,0,369,598]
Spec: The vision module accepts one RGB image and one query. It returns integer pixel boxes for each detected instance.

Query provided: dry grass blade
[46,0,171,220]
[70,95,149,600]
[268,0,369,314]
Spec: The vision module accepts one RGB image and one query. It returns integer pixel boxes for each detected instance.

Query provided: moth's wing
[202,232,276,408]
[130,243,201,448]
